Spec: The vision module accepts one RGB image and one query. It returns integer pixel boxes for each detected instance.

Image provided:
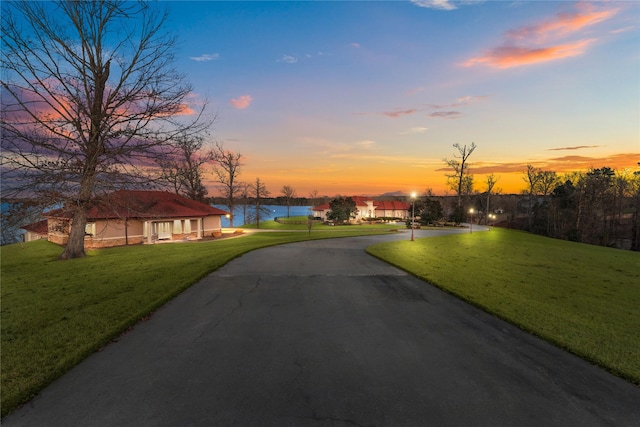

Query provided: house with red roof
[44,190,228,248]
[20,219,49,242]
[312,196,410,222]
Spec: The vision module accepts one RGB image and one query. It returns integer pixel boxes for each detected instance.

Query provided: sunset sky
[169,0,638,197]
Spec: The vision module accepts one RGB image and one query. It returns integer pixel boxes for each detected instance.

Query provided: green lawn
[241,216,406,230]
[0,229,392,417]
[367,227,640,385]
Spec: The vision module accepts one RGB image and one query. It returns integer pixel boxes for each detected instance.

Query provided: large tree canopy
[416,198,443,225]
[327,197,356,224]
[1,0,209,259]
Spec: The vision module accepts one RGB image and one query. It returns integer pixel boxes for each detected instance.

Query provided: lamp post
[469,208,474,234]
[411,192,417,241]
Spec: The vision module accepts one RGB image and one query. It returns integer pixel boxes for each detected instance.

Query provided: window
[158,222,172,239]
[85,222,96,236]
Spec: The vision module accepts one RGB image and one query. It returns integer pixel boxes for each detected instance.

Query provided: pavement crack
[291,348,315,415]
[248,277,261,294]
[212,278,261,329]
[297,415,370,427]
[204,294,220,306]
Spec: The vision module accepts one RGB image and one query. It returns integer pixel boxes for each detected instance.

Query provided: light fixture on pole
[411,192,417,241]
[469,208,474,234]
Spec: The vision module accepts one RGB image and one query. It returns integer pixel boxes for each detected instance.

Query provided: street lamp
[469,208,474,234]
[411,192,417,241]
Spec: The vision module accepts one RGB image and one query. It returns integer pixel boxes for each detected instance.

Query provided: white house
[312,196,410,222]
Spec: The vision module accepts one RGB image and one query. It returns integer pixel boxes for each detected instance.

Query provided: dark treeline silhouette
[208,196,316,207]
[209,194,413,209]
[461,165,640,251]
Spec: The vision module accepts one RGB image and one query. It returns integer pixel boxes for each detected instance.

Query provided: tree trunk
[59,58,107,259]
[486,192,490,225]
[59,206,88,259]
[228,198,235,227]
[255,198,260,229]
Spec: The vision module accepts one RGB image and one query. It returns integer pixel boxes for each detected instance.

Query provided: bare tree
[158,133,214,202]
[211,142,243,227]
[281,185,296,217]
[484,174,500,224]
[579,167,616,245]
[444,142,477,208]
[523,165,559,231]
[239,182,251,226]
[631,163,640,251]
[444,142,476,223]
[613,171,629,225]
[309,189,319,206]
[1,1,209,259]
[523,164,541,227]
[252,177,270,229]
[538,170,559,235]
[538,170,559,197]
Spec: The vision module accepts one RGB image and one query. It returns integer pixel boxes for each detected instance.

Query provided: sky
[135,1,639,196]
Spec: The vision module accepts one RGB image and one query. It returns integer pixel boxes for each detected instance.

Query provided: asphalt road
[4,230,640,426]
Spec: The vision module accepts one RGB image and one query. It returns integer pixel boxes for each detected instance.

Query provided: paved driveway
[4,230,640,426]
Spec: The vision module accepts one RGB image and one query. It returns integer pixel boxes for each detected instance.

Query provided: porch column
[145,221,153,244]
[198,218,203,239]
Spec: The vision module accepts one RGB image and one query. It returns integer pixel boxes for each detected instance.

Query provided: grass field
[366,227,640,385]
[0,229,392,417]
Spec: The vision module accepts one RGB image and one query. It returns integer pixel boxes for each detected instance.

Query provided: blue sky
[167,1,638,195]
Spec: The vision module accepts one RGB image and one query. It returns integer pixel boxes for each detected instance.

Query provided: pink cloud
[455,95,490,105]
[172,103,197,116]
[507,3,619,41]
[229,95,253,109]
[464,39,594,69]
[429,111,461,119]
[382,109,419,118]
[465,2,619,69]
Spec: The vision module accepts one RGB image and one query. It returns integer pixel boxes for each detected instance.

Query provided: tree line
[437,143,640,251]
[517,164,640,250]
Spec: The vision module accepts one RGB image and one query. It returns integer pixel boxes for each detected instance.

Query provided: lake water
[213,205,314,227]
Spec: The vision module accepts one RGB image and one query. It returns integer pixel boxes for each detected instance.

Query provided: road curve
[4,230,640,426]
